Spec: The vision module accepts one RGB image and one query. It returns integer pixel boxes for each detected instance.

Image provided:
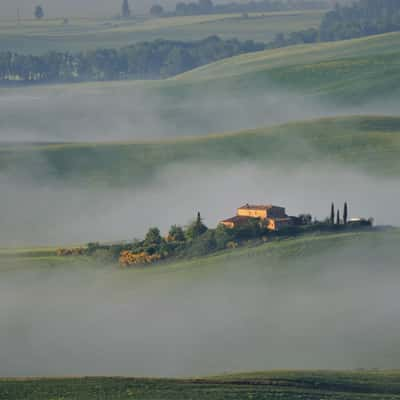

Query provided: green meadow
[0,10,323,54]
[1,116,399,186]
[2,370,400,400]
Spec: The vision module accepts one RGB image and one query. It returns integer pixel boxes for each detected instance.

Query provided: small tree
[34,5,44,20]
[343,202,348,224]
[168,225,185,242]
[186,212,208,240]
[150,4,164,16]
[330,203,335,225]
[144,227,162,247]
[336,209,340,225]
[215,224,233,250]
[121,0,131,18]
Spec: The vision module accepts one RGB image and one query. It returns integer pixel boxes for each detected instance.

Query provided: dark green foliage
[231,218,264,241]
[336,209,340,225]
[270,0,400,50]
[185,230,216,257]
[297,214,313,225]
[168,225,186,242]
[34,5,44,20]
[214,224,234,250]
[320,0,400,42]
[144,227,162,248]
[269,28,319,48]
[0,36,264,84]
[330,203,335,225]
[344,202,348,224]
[186,212,208,240]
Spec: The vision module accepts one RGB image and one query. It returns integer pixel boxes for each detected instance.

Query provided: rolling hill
[1,116,399,186]
[170,31,400,104]
[2,32,400,143]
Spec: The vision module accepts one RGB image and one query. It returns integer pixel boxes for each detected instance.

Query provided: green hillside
[171,31,400,104]
[2,370,400,400]
[2,116,399,185]
[1,33,400,144]
[0,11,323,54]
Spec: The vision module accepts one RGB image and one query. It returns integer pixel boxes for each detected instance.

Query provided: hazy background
[1,84,398,142]
[1,228,399,377]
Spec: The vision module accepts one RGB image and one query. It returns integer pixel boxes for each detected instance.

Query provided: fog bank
[1,228,400,377]
[0,163,399,247]
[0,84,397,142]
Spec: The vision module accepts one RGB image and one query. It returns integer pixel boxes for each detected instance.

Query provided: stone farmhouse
[221,204,293,231]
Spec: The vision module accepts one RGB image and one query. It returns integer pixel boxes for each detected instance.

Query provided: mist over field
[0,84,398,142]
[0,162,399,247]
[1,228,400,377]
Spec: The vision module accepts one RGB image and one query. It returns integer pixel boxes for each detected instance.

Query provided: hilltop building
[221,204,293,231]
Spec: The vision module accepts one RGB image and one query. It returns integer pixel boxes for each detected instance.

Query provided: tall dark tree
[336,209,340,225]
[330,203,335,225]
[343,202,348,224]
[34,5,44,20]
[186,211,208,240]
[121,0,131,18]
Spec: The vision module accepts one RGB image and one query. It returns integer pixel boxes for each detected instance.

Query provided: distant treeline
[171,0,329,16]
[0,36,264,84]
[270,0,400,47]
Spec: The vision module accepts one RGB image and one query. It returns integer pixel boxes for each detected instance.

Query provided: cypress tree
[330,203,335,225]
[336,209,340,225]
[343,202,348,224]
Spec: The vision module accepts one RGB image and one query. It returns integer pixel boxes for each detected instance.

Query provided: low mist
[0,83,397,142]
[1,162,399,247]
[1,227,400,377]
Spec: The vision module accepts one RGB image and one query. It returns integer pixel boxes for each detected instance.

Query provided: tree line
[172,0,329,17]
[0,36,264,84]
[269,0,400,48]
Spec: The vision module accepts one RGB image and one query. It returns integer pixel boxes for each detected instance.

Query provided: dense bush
[270,0,400,49]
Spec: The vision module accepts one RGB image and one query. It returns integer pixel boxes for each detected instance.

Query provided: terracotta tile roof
[221,215,253,224]
[238,204,280,210]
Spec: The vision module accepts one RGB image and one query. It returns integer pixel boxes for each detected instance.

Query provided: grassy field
[2,370,400,399]
[1,115,399,186]
[1,228,398,272]
[1,32,400,144]
[0,11,324,54]
[172,31,400,104]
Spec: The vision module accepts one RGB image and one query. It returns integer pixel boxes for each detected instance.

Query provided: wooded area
[0,36,263,84]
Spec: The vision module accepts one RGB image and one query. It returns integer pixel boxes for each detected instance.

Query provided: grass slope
[173,31,400,104]
[0,11,323,54]
[1,116,399,185]
[2,228,398,272]
[2,370,400,399]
